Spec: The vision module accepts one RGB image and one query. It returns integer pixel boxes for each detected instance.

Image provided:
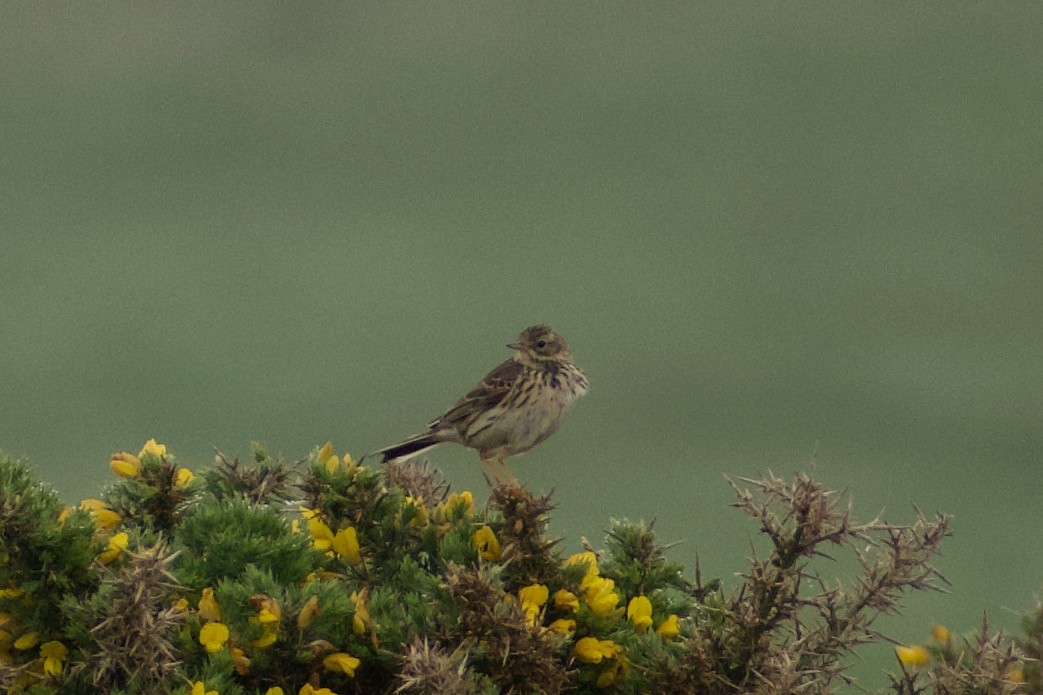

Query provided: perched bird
[376,325,589,483]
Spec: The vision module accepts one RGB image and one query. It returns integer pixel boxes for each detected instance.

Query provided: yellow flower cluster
[0,621,71,677]
[108,439,193,487]
[568,551,620,617]
[99,531,128,564]
[317,441,356,475]
[249,595,282,648]
[442,490,475,517]
[140,438,167,458]
[626,595,679,638]
[472,525,501,561]
[67,495,131,564]
[193,680,344,688]
[519,584,549,627]
[109,451,142,479]
[573,636,622,663]
[573,637,628,687]
[191,584,358,685]
[302,508,362,565]
[76,498,122,531]
[554,551,681,687]
[403,495,429,528]
[39,640,67,675]
[350,589,371,636]
[200,684,344,695]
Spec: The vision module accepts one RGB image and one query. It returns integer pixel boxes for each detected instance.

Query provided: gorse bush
[0,441,1034,694]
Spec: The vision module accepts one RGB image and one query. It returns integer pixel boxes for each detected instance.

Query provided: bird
[375,325,589,484]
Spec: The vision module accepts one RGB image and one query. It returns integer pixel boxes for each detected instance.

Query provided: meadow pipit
[376,325,589,483]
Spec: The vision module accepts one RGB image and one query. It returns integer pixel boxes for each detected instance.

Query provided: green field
[3,4,1041,688]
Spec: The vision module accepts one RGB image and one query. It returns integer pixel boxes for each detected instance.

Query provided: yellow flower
[172,597,189,612]
[299,685,336,695]
[78,499,122,531]
[332,527,362,565]
[554,589,579,613]
[0,586,24,599]
[656,614,680,639]
[895,644,931,667]
[298,595,321,629]
[565,551,599,577]
[931,624,951,644]
[403,496,429,528]
[472,525,501,561]
[198,587,221,621]
[350,590,370,636]
[627,595,653,633]
[95,508,123,531]
[547,618,576,633]
[596,656,629,687]
[249,595,281,648]
[573,637,622,664]
[190,681,218,695]
[231,646,250,676]
[444,490,475,516]
[318,441,335,461]
[78,498,105,512]
[109,452,142,478]
[518,584,549,627]
[264,689,285,695]
[13,632,38,650]
[307,516,335,552]
[138,438,167,458]
[323,651,361,676]
[57,507,71,525]
[99,532,129,563]
[318,441,355,474]
[40,640,68,675]
[254,596,281,624]
[519,584,549,606]
[175,467,195,488]
[252,626,278,649]
[199,622,230,653]
[258,609,278,623]
[580,575,619,616]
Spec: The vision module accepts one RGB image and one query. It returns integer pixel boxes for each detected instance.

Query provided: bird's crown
[511,325,571,361]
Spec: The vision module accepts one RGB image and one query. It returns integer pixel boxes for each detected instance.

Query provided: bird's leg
[497,457,519,487]
[479,453,501,486]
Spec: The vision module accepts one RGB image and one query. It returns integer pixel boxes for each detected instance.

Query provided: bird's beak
[507,342,524,350]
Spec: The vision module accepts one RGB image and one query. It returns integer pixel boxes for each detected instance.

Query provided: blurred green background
[3,3,1041,688]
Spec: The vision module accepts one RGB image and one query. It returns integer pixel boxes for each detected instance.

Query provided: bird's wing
[429,358,522,431]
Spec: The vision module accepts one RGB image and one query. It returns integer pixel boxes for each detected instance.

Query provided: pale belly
[466,391,571,458]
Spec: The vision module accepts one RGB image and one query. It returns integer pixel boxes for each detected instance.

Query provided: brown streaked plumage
[375,325,589,483]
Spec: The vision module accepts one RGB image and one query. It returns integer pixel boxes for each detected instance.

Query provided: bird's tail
[373,432,443,464]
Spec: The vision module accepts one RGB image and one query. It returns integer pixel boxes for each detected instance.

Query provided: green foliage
[0,443,1034,695]
[174,496,319,588]
[0,454,99,633]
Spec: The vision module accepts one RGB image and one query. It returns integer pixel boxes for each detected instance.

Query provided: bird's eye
[535,340,547,349]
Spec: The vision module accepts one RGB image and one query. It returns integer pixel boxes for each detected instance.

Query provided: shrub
[0,441,1031,694]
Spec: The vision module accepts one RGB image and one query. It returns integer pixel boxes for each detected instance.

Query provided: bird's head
[508,325,572,364]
